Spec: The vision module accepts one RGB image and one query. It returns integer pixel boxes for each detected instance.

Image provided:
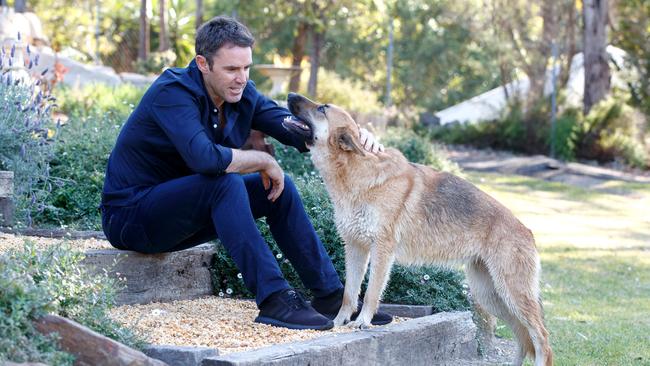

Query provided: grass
[465,172,650,365]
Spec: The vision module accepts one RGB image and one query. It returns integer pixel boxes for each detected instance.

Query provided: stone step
[81,244,215,305]
[202,311,481,366]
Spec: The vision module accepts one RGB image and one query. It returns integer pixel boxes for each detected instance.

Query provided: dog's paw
[333,313,350,327]
[346,319,371,330]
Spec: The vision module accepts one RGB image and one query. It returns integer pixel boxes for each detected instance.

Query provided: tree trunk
[307,28,324,98]
[139,0,150,61]
[159,0,169,51]
[559,0,578,89]
[583,0,611,115]
[195,0,203,29]
[14,0,26,12]
[288,22,308,92]
[526,0,556,108]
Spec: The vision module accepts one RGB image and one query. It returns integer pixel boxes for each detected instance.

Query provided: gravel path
[0,232,111,252]
[108,297,371,355]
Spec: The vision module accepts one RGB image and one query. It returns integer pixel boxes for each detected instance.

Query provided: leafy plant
[0,242,144,364]
[0,43,59,226]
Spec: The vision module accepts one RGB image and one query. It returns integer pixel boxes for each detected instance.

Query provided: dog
[282,93,553,366]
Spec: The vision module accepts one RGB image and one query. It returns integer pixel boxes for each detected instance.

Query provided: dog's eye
[317,105,328,114]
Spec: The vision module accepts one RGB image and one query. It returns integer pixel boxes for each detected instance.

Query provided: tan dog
[283,93,553,366]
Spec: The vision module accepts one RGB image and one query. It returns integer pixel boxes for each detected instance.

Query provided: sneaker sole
[254,316,334,330]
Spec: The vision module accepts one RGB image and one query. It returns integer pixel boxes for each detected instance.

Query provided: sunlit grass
[465,172,650,365]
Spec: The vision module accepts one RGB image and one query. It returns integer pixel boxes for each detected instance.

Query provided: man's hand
[358,128,384,154]
[260,158,284,202]
[227,149,285,202]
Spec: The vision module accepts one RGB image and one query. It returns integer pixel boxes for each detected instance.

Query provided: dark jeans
[101,173,342,305]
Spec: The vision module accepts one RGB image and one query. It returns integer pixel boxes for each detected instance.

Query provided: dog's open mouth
[282,115,314,142]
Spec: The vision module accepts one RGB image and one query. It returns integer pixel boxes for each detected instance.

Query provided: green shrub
[0,71,58,226]
[134,50,177,75]
[36,83,145,229]
[54,83,146,118]
[37,112,125,229]
[291,68,383,115]
[429,96,649,168]
[0,242,143,365]
[382,127,462,175]
[575,97,648,168]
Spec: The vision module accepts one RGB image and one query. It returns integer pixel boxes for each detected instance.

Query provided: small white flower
[423,274,430,281]
[218,291,224,297]
[226,288,233,295]
[151,309,166,316]
[462,290,468,295]
[276,253,283,259]
[237,273,243,279]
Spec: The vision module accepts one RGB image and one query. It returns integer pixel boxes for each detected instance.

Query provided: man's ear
[336,127,366,156]
[196,55,210,73]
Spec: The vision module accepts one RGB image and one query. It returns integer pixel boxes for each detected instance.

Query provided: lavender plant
[0,36,58,226]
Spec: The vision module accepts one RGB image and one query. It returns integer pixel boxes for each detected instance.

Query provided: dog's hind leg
[486,254,553,366]
[347,240,395,329]
[467,259,531,366]
[333,241,370,326]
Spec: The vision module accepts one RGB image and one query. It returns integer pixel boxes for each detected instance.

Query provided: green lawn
[466,173,650,366]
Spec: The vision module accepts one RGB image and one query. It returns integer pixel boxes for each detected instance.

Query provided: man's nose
[236,70,247,84]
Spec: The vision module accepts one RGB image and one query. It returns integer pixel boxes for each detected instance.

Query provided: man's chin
[225,93,243,103]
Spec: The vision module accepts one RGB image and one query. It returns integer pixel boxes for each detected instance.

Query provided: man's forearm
[226,149,274,174]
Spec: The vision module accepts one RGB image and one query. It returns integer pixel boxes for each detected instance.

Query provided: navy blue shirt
[102,60,308,207]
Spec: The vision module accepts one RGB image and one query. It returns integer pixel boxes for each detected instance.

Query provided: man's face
[198,45,252,105]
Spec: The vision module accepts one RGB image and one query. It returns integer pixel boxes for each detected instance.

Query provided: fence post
[0,170,14,227]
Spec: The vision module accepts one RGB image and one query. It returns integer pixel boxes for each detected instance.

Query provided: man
[101,16,392,330]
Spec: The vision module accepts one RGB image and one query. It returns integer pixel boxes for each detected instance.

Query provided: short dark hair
[195,16,255,70]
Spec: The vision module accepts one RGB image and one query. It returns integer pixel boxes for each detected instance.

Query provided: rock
[143,345,218,366]
[0,171,14,227]
[81,244,216,305]
[31,47,121,88]
[33,314,168,366]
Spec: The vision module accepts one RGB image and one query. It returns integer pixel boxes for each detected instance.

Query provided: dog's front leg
[347,242,395,329]
[333,241,370,326]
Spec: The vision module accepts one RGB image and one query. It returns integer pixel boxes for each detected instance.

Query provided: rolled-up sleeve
[151,89,233,174]
[251,93,309,153]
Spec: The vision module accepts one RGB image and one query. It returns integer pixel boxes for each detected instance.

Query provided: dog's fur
[284,93,553,366]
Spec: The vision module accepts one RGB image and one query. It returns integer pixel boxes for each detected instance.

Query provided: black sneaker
[311,288,393,326]
[255,289,334,330]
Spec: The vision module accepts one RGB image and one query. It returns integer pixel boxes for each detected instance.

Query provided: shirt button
[213,108,218,113]
[213,124,218,129]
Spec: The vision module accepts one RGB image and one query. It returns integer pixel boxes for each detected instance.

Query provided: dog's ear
[335,127,366,156]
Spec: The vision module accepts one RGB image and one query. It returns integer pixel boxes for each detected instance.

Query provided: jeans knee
[281,175,300,199]
[208,173,246,200]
